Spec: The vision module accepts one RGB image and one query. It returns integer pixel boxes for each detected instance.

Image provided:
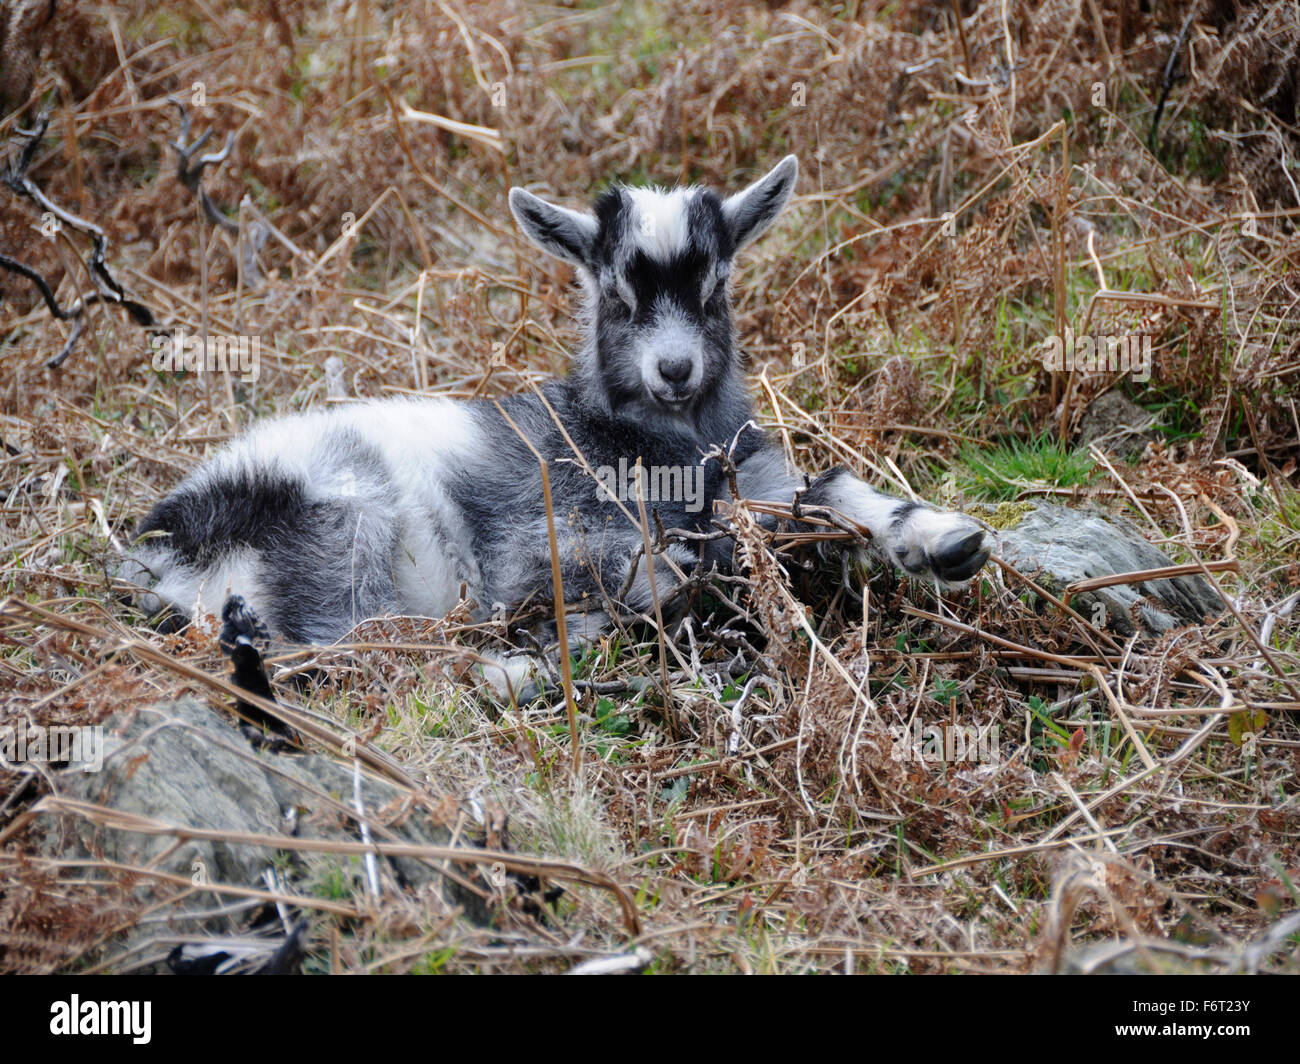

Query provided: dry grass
[1,0,1298,974]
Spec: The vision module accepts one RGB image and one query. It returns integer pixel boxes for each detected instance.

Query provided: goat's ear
[721,155,798,251]
[508,188,598,267]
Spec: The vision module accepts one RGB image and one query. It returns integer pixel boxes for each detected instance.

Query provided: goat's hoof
[929,527,991,583]
[219,594,269,653]
[475,653,548,705]
[892,511,991,585]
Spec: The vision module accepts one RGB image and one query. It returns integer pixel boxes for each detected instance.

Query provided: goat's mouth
[648,384,698,408]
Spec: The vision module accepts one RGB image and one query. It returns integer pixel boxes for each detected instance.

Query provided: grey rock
[47,697,452,890]
[1075,391,1160,459]
[1054,938,1226,975]
[972,500,1222,635]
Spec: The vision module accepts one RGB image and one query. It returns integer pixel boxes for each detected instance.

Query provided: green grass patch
[954,433,1098,501]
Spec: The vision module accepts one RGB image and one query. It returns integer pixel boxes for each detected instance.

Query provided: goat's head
[509,156,798,418]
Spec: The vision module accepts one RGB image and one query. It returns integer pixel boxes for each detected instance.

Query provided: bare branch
[1,113,158,368]
[168,99,268,282]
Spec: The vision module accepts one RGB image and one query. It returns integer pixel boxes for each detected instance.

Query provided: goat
[121,156,990,694]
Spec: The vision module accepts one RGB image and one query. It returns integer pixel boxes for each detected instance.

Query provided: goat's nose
[657,354,693,384]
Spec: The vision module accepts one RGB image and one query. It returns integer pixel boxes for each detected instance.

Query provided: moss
[969,501,1037,530]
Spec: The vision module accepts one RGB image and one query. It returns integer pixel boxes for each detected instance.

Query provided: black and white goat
[123,156,990,691]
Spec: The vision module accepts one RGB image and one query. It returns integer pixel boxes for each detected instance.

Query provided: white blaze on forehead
[624,187,694,262]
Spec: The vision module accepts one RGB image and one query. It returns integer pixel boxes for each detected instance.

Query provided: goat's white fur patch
[625,187,694,262]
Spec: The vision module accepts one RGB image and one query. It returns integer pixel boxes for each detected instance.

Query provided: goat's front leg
[734,448,991,585]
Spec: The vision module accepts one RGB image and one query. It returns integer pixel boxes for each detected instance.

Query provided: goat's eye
[598,273,635,315]
[701,263,726,304]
